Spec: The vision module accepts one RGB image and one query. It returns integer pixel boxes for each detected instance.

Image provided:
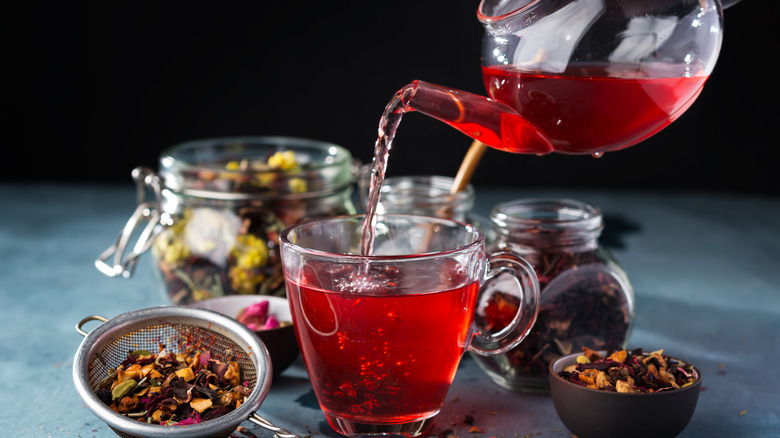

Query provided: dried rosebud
[262,314,281,330]
[237,300,270,331]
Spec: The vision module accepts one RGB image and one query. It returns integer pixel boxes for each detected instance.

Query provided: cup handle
[469,251,540,356]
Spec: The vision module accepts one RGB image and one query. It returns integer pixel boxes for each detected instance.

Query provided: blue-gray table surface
[1,184,778,437]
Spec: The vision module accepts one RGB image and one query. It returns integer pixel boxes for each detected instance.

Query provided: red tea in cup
[280,215,540,437]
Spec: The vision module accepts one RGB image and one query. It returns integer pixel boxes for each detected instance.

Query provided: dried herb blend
[96,348,250,426]
[473,199,634,392]
[150,142,357,304]
[558,347,697,393]
[479,255,632,383]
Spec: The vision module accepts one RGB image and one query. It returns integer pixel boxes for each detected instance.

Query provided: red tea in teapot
[482,63,709,155]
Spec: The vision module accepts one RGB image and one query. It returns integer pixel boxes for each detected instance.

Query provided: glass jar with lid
[96,136,358,304]
[358,174,496,240]
[360,175,475,222]
[471,198,635,392]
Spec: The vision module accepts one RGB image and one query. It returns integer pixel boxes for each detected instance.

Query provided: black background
[5,1,776,194]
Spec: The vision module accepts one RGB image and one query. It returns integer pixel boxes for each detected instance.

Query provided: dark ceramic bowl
[189,295,299,376]
[549,351,702,438]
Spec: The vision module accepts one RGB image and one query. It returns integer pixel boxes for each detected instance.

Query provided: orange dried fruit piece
[652,351,668,369]
[642,349,667,367]
[647,363,662,382]
[616,380,638,393]
[224,361,241,387]
[141,363,163,379]
[595,371,613,389]
[563,364,578,373]
[117,364,142,383]
[190,397,213,413]
[116,395,139,413]
[175,367,195,382]
[659,367,679,388]
[607,350,627,364]
[579,368,600,385]
[582,347,603,362]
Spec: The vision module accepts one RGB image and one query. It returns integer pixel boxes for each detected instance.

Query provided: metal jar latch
[95,167,164,278]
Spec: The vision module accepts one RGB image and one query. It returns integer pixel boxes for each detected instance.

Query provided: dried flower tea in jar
[96,137,357,304]
[471,199,634,392]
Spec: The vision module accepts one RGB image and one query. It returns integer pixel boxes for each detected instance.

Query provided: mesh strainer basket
[73,305,299,438]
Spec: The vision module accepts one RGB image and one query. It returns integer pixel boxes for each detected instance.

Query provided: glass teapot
[388,0,728,156]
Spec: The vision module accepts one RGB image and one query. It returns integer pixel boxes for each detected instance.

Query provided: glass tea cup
[280,214,540,437]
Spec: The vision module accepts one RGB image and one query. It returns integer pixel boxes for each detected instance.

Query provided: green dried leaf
[112,379,137,400]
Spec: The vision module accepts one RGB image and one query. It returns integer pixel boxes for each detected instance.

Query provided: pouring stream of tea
[359,81,553,256]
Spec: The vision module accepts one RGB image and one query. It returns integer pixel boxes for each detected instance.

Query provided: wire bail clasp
[95,167,163,278]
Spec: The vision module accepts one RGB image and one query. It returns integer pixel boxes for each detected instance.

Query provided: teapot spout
[406,80,553,155]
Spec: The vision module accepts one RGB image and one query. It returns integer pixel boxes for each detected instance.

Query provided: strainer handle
[247,413,301,438]
[76,315,108,337]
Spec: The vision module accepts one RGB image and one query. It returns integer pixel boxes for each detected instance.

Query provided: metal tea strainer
[73,305,300,438]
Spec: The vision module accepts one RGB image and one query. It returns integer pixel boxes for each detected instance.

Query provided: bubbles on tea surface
[334,269,385,295]
[319,258,471,297]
